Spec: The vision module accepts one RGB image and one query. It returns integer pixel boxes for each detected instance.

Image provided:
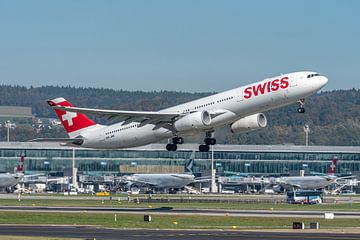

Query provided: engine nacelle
[230,113,267,134]
[174,111,211,132]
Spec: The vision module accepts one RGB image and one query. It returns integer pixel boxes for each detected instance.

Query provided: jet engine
[230,113,267,134]
[272,184,284,193]
[174,111,211,132]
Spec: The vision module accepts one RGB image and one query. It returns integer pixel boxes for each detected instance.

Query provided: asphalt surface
[0,225,359,240]
[1,193,359,203]
[1,205,360,218]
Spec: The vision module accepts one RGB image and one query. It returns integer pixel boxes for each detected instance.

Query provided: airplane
[0,154,25,192]
[33,71,328,152]
[270,157,347,191]
[118,152,196,193]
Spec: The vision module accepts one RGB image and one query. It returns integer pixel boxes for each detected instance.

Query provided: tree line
[0,85,359,146]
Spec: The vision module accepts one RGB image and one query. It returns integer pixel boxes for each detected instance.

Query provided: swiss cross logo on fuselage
[244,77,289,99]
[62,111,78,126]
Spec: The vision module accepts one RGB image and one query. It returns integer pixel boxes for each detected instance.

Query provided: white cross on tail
[62,111,77,126]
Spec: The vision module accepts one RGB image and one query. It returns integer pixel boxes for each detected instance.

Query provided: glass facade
[0,143,359,176]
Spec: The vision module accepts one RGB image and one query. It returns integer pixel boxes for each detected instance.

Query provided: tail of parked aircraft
[327,156,338,175]
[184,151,195,173]
[14,153,25,173]
[47,97,100,138]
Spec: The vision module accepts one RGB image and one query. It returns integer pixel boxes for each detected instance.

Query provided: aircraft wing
[23,173,44,178]
[170,174,193,180]
[52,105,228,127]
[116,176,158,187]
[53,105,180,125]
[128,179,158,187]
[284,183,302,189]
[334,176,356,180]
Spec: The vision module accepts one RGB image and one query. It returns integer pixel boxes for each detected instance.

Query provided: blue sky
[0,1,359,92]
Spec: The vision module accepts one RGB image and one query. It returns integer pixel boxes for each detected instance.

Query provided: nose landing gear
[297,99,305,113]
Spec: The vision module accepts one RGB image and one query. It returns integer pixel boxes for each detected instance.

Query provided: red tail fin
[14,153,25,173]
[327,156,338,175]
[47,97,96,136]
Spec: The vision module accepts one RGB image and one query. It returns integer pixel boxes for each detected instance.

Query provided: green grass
[1,198,360,211]
[0,211,359,229]
[0,237,80,240]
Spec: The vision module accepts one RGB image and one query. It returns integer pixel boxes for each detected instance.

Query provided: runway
[0,225,359,240]
[1,205,360,218]
[1,193,359,203]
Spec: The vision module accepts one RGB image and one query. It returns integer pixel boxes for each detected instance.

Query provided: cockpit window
[307,73,320,78]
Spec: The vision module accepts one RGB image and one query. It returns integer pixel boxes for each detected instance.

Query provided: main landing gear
[199,132,216,152]
[297,98,305,113]
[165,132,216,152]
[166,136,184,151]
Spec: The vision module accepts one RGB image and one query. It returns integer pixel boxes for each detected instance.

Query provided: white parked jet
[34,71,328,151]
[0,154,25,192]
[119,152,196,193]
[271,157,347,191]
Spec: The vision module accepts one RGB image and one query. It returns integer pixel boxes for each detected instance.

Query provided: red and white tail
[14,153,25,173]
[327,156,338,175]
[47,97,98,138]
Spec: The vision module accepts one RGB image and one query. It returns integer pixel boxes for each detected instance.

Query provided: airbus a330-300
[33,71,328,152]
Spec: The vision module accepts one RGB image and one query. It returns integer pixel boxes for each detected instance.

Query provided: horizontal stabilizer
[30,138,84,146]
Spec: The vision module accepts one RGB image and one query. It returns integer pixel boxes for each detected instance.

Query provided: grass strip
[0,211,359,229]
[1,199,360,211]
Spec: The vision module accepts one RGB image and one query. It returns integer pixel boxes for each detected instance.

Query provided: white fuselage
[279,176,336,190]
[80,71,328,149]
[0,173,23,188]
[127,173,195,189]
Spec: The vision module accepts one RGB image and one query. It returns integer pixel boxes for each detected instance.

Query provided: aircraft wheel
[166,143,177,151]
[205,138,216,145]
[199,144,210,152]
[172,137,184,144]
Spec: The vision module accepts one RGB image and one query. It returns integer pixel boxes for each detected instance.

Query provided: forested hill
[0,85,359,146]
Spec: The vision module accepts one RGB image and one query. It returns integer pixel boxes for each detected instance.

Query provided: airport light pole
[6,125,9,142]
[210,145,216,193]
[304,124,310,146]
[5,121,10,142]
[72,148,78,190]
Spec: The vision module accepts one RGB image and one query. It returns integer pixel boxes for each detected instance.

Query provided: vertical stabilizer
[184,151,195,173]
[14,153,25,173]
[327,156,338,175]
[47,97,98,138]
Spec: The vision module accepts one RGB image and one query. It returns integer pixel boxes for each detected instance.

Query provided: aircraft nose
[317,76,328,88]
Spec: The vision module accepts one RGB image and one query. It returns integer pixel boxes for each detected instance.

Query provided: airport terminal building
[0,142,359,178]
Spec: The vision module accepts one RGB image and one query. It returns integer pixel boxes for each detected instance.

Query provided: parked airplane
[33,71,328,151]
[118,152,196,193]
[272,157,343,191]
[0,154,25,192]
